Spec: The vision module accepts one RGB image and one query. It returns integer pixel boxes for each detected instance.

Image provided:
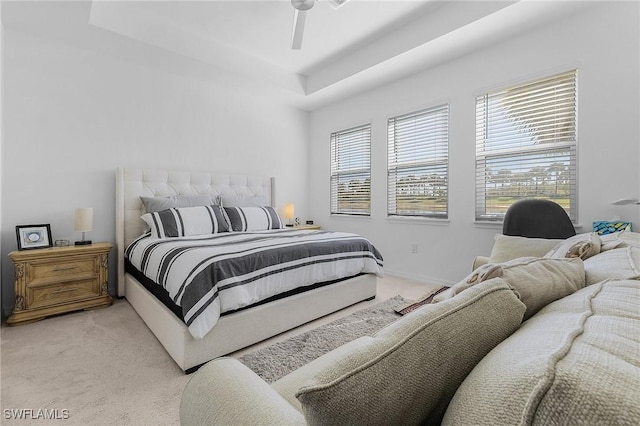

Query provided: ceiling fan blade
[291,9,307,50]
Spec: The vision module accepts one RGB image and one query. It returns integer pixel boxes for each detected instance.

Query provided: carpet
[237,295,407,383]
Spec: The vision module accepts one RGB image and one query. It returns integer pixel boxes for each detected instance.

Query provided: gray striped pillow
[223,206,283,232]
[141,205,230,238]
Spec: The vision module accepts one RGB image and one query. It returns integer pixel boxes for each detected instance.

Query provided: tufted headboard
[115,167,274,297]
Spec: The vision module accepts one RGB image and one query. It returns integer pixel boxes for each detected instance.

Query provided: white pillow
[221,195,267,207]
[583,246,640,286]
[141,205,230,238]
[612,230,640,248]
[545,232,602,260]
[140,194,220,213]
[223,206,283,231]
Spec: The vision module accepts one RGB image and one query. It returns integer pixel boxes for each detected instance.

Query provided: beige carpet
[0,275,441,425]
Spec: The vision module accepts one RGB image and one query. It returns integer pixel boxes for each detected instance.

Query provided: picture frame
[16,224,53,250]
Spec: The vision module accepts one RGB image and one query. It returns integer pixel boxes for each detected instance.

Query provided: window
[387,104,449,218]
[330,124,371,215]
[475,70,577,221]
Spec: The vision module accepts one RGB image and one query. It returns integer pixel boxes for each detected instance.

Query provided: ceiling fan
[290,0,350,50]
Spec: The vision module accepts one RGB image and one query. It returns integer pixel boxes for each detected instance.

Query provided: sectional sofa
[180,230,640,425]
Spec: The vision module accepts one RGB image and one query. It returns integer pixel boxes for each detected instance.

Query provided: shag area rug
[237,295,407,383]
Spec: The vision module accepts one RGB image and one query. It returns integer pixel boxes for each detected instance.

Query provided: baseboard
[383,269,455,287]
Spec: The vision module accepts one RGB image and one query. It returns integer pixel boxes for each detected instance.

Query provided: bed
[115,167,381,372]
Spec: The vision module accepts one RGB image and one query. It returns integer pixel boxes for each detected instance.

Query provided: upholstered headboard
[115,167,274,297]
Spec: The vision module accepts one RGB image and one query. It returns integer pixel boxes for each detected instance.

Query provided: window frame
[475,70,578,222]
[387,103,450,219]
[330,123,372,217]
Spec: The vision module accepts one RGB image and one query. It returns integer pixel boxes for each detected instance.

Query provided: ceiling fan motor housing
[292,0,315,11]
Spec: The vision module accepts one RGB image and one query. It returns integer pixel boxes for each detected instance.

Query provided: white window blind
[388,104,449,218]
[330,124,371,215]
[475,70,577,221]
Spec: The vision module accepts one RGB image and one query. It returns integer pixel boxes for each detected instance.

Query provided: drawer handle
[52,287,80,294]
[52,266,79,272]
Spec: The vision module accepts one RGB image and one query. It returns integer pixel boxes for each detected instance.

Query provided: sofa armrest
[472,255,490,271]
[180,357,306,426]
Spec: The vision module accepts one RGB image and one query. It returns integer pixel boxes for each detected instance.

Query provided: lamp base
[75,240,92,246]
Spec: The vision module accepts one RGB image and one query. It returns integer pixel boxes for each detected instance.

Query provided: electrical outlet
[411,243,418,254]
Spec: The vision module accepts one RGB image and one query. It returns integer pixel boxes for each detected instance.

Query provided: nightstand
[292,224,322,230]
[7,242,113,326]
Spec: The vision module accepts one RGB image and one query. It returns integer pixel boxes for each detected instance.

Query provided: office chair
[502,199,576,239]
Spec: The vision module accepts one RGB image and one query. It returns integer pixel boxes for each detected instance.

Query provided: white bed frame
[115,167,377,372]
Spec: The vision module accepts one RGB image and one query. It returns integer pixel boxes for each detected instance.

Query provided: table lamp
[284,203,295,227]
[74,208,93,245]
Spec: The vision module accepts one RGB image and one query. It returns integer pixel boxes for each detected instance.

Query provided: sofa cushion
[609,229,640,248]
[583,246,640,285]
[442,278,640,426]
[435,257,585,321]
[294,278,526,426]
[544,232,602,260]
[489,234,562,263]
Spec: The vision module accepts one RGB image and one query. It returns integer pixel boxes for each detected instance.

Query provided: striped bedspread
[126,229,383,339]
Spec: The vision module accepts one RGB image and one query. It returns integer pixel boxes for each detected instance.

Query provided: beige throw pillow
[435,257,585,321]
[295,278,526,426]
[499,257,586,320]
[489,234,562,263]
[545,232,602,260]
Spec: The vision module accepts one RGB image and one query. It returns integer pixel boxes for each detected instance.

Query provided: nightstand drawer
[27,279,101,309]
[8,242,113,326]
[29,258,97,283]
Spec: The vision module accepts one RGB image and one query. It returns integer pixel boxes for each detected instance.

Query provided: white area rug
[237,295,406,383]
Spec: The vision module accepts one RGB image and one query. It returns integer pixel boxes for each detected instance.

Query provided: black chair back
[502,199,576,239]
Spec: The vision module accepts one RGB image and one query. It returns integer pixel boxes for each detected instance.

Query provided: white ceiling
[2,1,594,110]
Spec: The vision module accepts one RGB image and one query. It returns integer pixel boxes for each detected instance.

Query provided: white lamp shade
[74,208,93,232]
[284,203,295,220]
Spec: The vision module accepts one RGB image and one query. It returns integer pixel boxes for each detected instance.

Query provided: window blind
[475,70,577,221]
[330,124,371,215]
[388,104,449,218]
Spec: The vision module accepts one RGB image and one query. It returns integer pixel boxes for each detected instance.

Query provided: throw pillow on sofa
[295,278,526,426]
[489,234,562,263]
[544,232,602,260]
[435,257,585,321]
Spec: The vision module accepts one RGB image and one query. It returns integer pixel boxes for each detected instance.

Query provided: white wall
[309,2,640,286]
[0,28,309,316]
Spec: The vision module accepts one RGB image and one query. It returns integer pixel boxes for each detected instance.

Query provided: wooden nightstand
[7,242,113,326]
[292,224,321,230]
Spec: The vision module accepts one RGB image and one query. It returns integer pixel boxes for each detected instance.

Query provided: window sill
[330,214,372,222]
[387,216,450,226]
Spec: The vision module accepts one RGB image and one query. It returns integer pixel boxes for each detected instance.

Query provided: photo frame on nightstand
[16,224,53,250]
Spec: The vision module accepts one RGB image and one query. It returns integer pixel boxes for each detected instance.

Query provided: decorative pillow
[220,195,268,208]
[433,263,503,302]
[141,205,230,238]
[489,234,562,263]
[223,206,283,231]
[599,232,626,251]
[140,194,220,214]
[295,278,526,426]
[435,257,585,321]
[545,232,602,260]
[583,246,640,285]
[611,230,640,249]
